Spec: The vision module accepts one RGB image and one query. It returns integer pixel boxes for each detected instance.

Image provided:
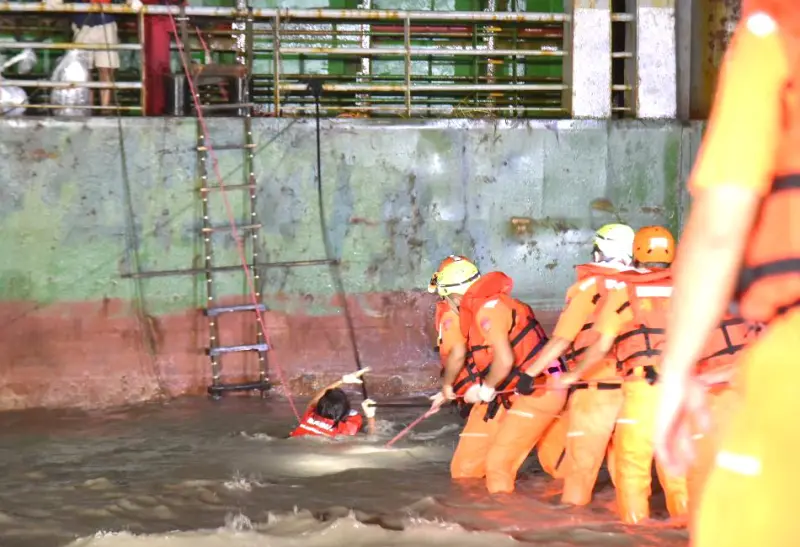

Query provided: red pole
[141,0,178,115]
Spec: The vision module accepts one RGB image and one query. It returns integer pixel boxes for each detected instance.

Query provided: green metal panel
[0,118,698,311]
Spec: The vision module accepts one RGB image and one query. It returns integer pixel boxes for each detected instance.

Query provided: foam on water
[0,397,688,547]
[67,513,522,547]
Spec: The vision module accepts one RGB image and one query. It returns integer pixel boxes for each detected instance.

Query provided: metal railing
[0,4,572,118]
[0,5,145,114]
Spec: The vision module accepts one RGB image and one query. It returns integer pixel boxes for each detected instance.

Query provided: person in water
[290,370,377,438]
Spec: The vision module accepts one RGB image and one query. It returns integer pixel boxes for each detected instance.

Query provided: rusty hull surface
[0,294,560,411]
[0,117,700,411]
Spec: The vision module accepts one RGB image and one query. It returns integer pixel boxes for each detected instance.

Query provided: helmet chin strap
[444,294,460,312]
[594,253,632,267]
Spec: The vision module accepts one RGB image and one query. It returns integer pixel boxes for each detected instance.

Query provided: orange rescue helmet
[633,226,676,265]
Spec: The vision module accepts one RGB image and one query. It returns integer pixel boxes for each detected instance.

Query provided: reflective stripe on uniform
[634,285,673,298]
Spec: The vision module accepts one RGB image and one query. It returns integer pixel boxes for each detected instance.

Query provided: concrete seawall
[0,118,702,410]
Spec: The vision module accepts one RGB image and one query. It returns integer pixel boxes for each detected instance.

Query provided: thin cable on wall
[308,81,370,401]
[101,10,167,398]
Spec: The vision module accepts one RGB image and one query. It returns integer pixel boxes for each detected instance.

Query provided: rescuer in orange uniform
[652,4,800,545]
[429,255,474,421]
[561,226,688,524]
[428,256,569,479]
[430,259,567,493]
[430,256,469,373]
[428,256,508,479]
[520,223,635,506]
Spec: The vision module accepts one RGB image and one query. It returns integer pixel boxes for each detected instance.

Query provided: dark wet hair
[315,388,351,425]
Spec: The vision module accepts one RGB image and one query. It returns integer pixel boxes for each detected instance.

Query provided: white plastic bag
[50,49,92,117]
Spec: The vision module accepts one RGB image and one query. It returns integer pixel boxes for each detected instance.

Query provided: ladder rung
[197,143,256,152]
[199,259,337,272]
[208,343,269,357]
[208,380,271,395]
[121,259,339,279]
[199,183,255,193]
[205,303,268,317]
[198,103,254,112]
[201,223,261,234]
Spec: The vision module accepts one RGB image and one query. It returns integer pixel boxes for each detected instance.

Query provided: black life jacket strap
[701,317,747,360]
[615,325,664,370]
[624,364,659,385]
[563,322,593,363]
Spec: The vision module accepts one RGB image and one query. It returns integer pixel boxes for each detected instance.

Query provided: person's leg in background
[94,23,121,108]
[73,22,121,109]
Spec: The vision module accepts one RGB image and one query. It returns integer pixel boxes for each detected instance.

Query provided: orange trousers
[615,379,688,524]
[451,403,508,479]
[693,312,800,547]
[485,386,568,493]
[687,383,738,518]
[561,386,624,505]
[537,415,568,479]
[450,385,567,493]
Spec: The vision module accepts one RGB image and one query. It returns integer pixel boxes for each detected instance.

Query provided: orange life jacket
[91,0,112,4]
[611,268,674,381]
[289,409,363,438]
[451,272,556,396]
[434,300,452,365]
[696,314,757,374]
[732,5,800,323]
[562,263,635,372]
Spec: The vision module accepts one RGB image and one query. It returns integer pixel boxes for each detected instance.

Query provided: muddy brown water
[0,395,688,547]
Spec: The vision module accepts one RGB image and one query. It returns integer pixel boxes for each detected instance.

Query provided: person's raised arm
[306,368,371,411]
[361,399,377,436]
[524,287,597,380]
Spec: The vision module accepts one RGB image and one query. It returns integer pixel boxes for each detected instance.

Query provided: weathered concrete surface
[0,118,702,410]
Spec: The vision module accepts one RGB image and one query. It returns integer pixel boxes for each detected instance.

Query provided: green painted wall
[0,118,703,315]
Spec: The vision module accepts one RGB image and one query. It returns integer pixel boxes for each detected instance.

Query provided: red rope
[385,408,438,448]
[166,13,301,423]
[193,25,210,58]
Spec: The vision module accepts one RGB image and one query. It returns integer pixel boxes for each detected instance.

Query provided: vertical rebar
[404,16,411,117]
[138,10,147,114]
[178,4,192,86]
[272,12,281,116]
[355,0,371,111]
[198,134,220,394]
[243,3,267,391]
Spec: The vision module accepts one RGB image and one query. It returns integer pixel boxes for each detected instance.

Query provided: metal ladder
[181,5,270,399]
